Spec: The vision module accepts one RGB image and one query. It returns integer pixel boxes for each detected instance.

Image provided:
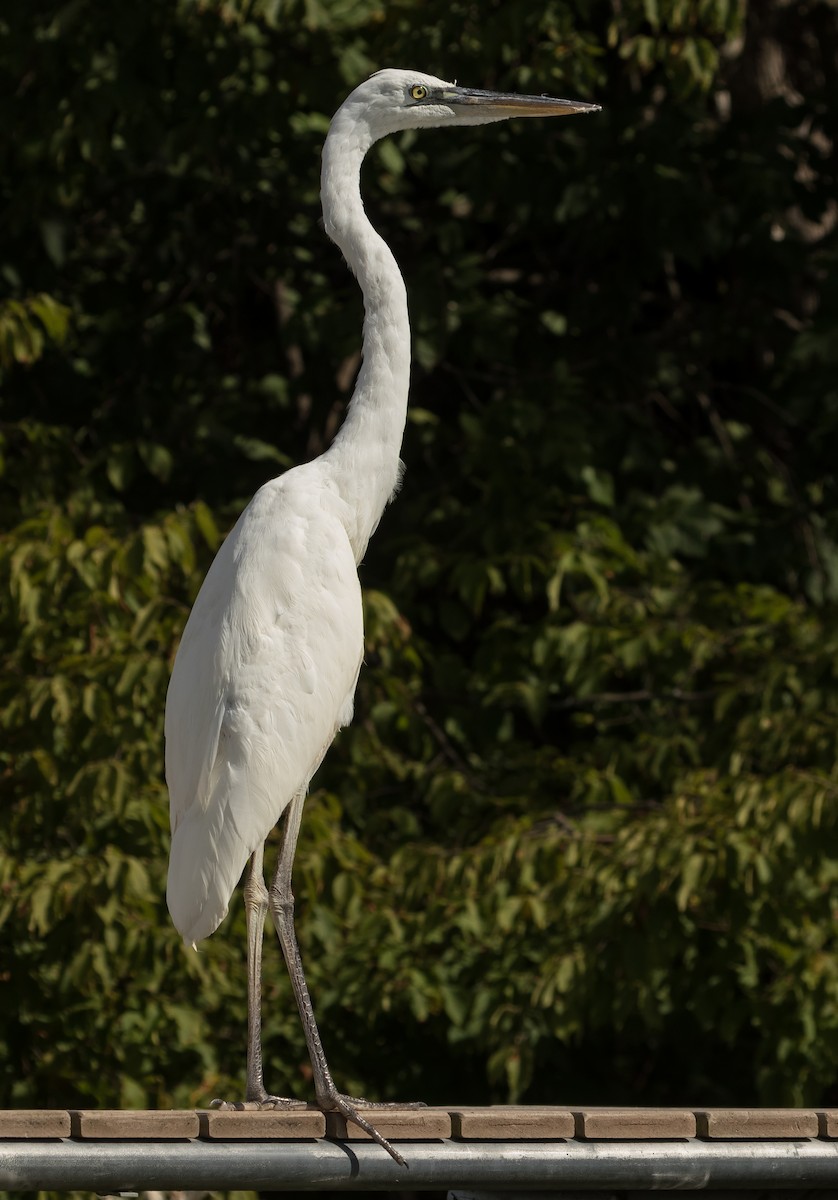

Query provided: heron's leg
[212,844,305,1111]
[268,792,406,1166]
[244,843,270,1103]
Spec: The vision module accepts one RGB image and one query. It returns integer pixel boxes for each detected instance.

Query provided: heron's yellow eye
[410,84,428,101]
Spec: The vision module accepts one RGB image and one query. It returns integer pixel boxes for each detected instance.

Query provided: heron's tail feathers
[167,798,253,945]
[167,755,293,944]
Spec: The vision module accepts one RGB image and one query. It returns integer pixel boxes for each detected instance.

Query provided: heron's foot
[320,1091,413,1168]
[210,1096,310,1110]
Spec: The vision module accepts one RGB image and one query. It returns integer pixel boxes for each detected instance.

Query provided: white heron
[165,68,599,1163]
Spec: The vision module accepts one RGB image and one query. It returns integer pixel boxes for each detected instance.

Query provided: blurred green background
[2,0,838,1129]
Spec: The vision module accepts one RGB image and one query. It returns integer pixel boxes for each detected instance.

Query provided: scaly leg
[213,846,304,1111]
[243,844,270,1102]
[267,791,406,1166]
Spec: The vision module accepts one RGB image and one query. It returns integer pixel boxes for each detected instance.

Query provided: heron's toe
[258,1096,310,1109]
[352,1097,427,1109]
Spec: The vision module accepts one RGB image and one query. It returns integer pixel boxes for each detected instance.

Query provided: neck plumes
[320,115,411,562]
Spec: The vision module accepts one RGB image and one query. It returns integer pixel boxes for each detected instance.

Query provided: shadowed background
[1,0,838,1125]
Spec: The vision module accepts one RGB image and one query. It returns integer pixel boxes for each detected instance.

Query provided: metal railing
[2,1137,838,1192]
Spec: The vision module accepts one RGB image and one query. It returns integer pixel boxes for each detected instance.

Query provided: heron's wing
[164,472,364,945]
[164,507,245,840]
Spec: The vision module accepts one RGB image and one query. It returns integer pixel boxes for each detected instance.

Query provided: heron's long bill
[445,87,601,117]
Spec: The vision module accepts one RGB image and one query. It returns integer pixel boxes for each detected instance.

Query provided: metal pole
[1,1138,837,1192]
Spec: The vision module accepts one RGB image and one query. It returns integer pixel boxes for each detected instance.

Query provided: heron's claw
[321,1092,418,1168]
[211,1093,415,1165]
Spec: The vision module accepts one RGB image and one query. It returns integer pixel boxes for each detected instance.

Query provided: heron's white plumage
[163,70,597,1150]
[165,463,363,944]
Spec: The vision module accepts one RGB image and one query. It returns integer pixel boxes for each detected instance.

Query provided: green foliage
[0,294,71,369]
[1,0,838,1148]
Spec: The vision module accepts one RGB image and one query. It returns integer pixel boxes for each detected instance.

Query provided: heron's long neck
[320,125,410,562]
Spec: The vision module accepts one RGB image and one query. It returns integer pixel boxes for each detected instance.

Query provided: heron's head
[332,68,600,146]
